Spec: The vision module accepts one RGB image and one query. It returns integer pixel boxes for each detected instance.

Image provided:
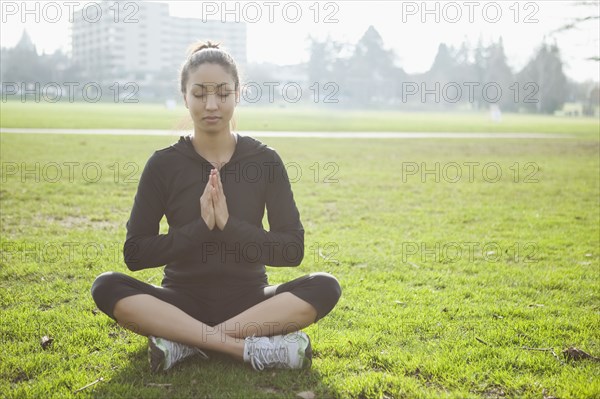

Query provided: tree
[453,38,474,83]
[553,1,599,61]
[418,43,461,109]
[306,35,340,84]
[344,25,401,107]
[517,41,568,113]
[484,37,516,111]
[2,30,46,84]
[470,36,488,110]
[426,43,457,83]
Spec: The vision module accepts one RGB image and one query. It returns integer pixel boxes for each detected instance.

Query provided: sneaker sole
[301,332,312,369]
[148,337,165,373]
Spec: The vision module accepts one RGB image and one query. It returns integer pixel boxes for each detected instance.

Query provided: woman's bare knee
[112,295,154,336]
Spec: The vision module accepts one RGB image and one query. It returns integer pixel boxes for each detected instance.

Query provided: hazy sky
[1,0,599,82]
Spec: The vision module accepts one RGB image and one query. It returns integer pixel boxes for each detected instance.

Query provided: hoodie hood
[171,133,268,166]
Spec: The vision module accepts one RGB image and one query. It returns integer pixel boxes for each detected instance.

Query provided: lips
[203,116,221,120]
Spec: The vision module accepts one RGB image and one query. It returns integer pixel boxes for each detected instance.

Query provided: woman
[91,41,342,373]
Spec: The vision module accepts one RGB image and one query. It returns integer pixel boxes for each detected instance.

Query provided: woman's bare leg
[112,291,319,361]
[113,294,245,361]
[213,292,319,339]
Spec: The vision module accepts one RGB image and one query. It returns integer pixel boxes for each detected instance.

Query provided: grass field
[0,130,600,398]
[1,101,598,138]
[0,106,599,398]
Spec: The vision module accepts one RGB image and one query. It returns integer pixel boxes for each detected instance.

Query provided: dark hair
[179,40,240,95]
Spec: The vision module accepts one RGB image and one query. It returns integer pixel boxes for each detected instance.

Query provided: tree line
[307,26,599,114]
[1,27,598,113]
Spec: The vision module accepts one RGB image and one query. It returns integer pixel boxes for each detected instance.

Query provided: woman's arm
[220,150,304,267]
[123,154,212,271]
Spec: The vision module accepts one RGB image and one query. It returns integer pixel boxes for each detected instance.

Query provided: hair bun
[187,40,221,57]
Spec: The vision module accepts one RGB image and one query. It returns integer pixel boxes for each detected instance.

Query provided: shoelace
[248,337,290,371]
[169,340,208,365]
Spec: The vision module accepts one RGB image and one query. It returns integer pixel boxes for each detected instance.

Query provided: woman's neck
[191,130,237,165]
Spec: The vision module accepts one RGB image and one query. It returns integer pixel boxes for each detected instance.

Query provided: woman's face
[183,63,239,134]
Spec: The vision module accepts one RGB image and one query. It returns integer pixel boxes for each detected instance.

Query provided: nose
[205,93,218,111]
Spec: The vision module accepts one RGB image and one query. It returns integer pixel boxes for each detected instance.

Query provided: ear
[183,93,188,109]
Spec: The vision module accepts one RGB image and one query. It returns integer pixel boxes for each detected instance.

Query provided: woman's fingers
[210,169,225,199]
[205,172,215,193]
[211,170,218,189]
[208,169,228,231]
[211,175,219,199]
[216,169,224,192]
[202,180,213,206]
[200,174,216,230]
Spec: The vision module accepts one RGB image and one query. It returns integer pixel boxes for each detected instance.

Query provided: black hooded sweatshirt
[123,133,304,288]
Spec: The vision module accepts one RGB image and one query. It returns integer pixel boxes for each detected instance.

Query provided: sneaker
[148,336,209,372]
[243,331,312,371]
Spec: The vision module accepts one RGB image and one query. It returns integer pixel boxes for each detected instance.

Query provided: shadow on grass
[91,344,338,399]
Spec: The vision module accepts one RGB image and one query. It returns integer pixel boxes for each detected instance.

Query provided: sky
[1,0,599,82]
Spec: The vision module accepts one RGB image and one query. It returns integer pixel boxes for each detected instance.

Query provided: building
[70,0,247,99]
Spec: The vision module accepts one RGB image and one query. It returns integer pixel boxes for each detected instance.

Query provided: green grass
[1,101,599,137]
[1,131,598,398]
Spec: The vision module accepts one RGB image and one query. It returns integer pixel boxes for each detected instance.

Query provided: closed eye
[194,94,230,98]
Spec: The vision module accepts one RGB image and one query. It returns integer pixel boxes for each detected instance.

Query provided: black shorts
[91,271,342,327]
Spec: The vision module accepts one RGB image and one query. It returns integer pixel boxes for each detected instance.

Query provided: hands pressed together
[200,168,229,231]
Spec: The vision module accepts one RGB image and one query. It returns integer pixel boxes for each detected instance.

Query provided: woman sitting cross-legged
[90,40,342,373]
